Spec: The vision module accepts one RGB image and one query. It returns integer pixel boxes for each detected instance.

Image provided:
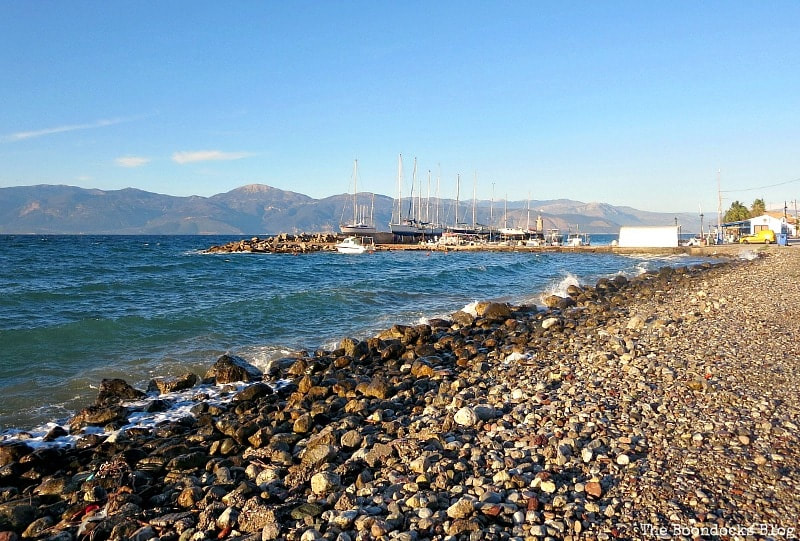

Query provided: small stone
[585,481,603,499]
[454,407,478,427]
[738,434,751,445]
[616,454,630,465]
[540,480,557,493]
[446,497,475,519]
[310,471,341,495]
[541,317,560,330]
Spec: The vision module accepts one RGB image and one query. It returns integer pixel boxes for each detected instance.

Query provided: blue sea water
[0,234,711,435]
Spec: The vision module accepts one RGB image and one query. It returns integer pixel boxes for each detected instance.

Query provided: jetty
[204,233,760,257]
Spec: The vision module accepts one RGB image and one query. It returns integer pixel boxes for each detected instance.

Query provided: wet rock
[147,373,198,394]
[478,302,512,320]
[95,378,146,405]
[233,382,273,402]
[204,354,262,384]
[451,310,475,326]
[69,404,129,432]
[0,444,32,468]
[0,501,35,532]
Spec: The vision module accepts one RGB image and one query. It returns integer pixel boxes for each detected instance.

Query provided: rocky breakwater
[2,248,799,540]
[205,234,342,254]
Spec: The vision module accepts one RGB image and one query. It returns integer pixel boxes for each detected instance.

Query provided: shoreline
[1,248,798,539]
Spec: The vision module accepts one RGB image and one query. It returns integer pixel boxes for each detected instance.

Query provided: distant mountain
[0,184,701,234]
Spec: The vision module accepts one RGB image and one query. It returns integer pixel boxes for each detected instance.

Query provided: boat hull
[341,224,377,235]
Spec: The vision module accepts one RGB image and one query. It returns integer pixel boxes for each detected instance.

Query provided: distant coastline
[0,183,703,235]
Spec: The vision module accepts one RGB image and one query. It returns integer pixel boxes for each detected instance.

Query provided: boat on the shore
[340,159,377,235]
[335,235,375,254]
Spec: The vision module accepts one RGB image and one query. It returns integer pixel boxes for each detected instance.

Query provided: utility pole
[699,204,704,242]
[717,169,722,243]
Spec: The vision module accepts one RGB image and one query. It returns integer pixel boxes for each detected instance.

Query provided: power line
[721,176,800,193]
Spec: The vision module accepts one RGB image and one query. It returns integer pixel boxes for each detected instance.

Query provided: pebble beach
[1,246,798,541]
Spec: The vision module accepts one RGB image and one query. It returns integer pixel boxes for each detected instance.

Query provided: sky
[1,1,799,214]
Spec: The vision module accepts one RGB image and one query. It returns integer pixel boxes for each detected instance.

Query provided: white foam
[461,300,480,317]
[540,272,580,302]
[1,381,253,450]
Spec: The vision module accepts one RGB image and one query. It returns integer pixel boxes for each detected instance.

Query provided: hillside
[0,184,700,235]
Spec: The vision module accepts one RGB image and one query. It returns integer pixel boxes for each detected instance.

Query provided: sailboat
[390,155,423,237]
[499,196,526,237]
[340,159,377,235]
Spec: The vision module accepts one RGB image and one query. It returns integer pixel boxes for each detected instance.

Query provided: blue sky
[1,1,799,214]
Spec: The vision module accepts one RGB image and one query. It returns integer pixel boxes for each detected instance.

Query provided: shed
[618,226,679,247]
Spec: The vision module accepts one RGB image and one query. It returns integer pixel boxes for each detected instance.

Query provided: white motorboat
[335,236,375,254]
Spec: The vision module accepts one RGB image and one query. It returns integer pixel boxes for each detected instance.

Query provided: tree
[724,201,750,222]
[750,198,766,217]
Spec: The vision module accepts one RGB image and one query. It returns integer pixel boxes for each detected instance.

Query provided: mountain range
[0,184,701,235]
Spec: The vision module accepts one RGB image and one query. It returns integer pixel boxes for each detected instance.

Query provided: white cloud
[3,117,129,142]
[172,150,253,164]
[115,156,151,168]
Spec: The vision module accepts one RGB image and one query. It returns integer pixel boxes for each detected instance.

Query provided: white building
[749,213,796,237]
[618,226,679,247]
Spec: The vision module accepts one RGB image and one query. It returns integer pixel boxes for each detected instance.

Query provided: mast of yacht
[490,183,494,227]
[426,170,431,223]
[526,193,531,231]
[352,159,359,225]
[414,156,422,223]
[472,172,477,229]
[436,165,441,227]
[455,174,460,227]
[394,154,403,225]
[411,157,418,222]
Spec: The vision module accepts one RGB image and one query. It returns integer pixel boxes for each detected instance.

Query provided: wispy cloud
[115,156,151,168]
[172,150,254,164]
[3,117,130,142]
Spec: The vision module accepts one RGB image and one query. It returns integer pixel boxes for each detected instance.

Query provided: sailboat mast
[352,159,358,225]
[526,193,531,231]
[426,170,431,223]
[370,193,375,228]
[436,165,441,226]
[409,157,417,221]
[395,154,403,225]
[472,172,477,228]
[455,174,460,226]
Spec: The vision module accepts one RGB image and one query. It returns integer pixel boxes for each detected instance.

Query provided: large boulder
[147,373,198,394]
[69,404,129,432]
[477,302,512,321]
[95,378,145,406]
[0,443,32,468]
[204,354,262,384]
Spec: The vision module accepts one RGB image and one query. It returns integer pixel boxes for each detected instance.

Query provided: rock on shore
[1,247,798,540]
[204,234,342,254]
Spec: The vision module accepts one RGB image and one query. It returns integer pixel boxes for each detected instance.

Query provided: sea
[0,234,714,443]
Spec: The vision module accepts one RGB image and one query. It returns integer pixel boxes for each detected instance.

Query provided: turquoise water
[0,235,708,432]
